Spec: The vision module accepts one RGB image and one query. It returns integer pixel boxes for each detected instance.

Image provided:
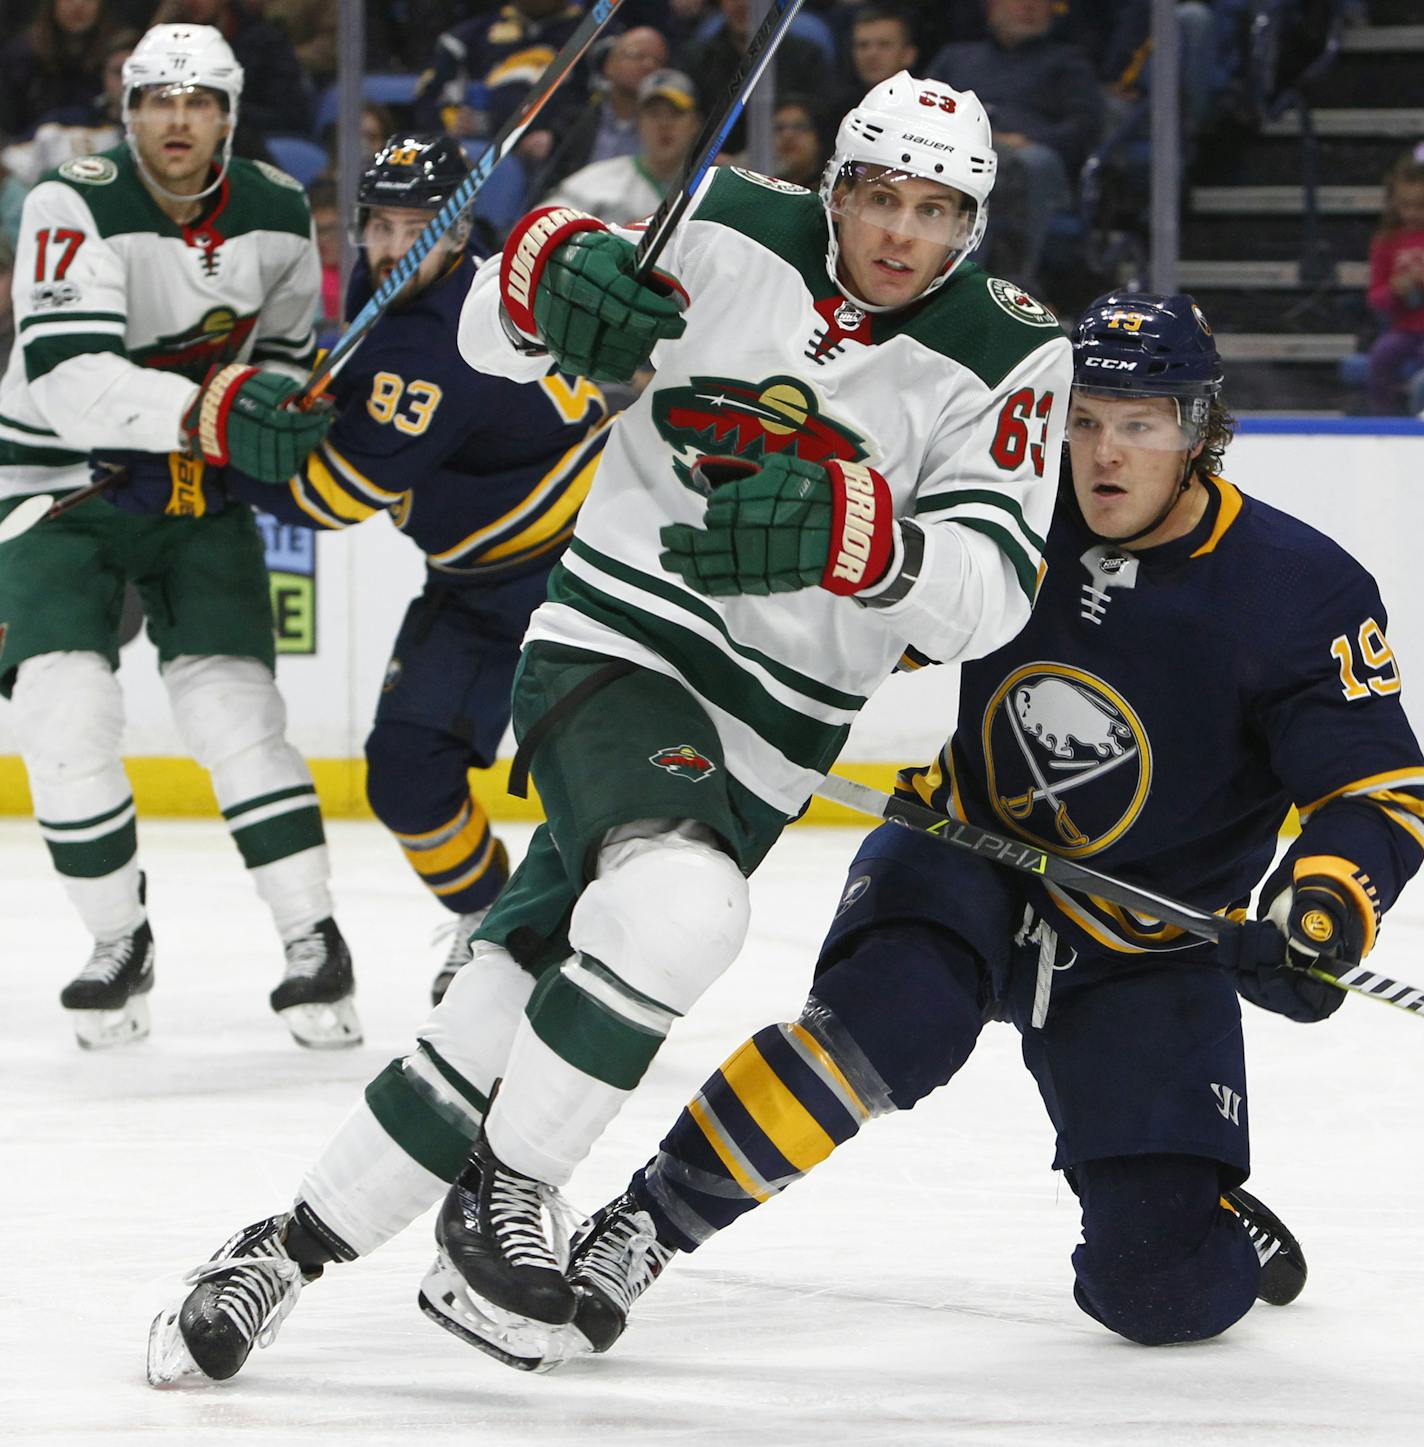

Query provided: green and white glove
[499,205,687,383]
[659,453,897,598]
[183,364,331,484]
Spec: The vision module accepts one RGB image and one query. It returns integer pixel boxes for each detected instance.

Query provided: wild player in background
[146,71,1076,1387]
[107,132,613,1004]
[0,24,351,1051]
[546,292,1424,1363]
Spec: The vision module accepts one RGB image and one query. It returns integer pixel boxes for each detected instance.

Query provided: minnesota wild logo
[133,307,258,382]
[648,745,717,781]
[651,374,868,493]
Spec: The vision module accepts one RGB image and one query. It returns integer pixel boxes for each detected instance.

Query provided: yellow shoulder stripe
[1189,477,1244,558]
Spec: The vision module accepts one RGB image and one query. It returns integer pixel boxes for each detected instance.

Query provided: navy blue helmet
[358,133,471,212]
[1071,291,1223,440]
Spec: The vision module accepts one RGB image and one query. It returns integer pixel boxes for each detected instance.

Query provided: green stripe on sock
[363,1059,479,1184]
[44,817,137,878]
[416,1039,491,1118]
[37,796,133,832]
[527,969,666,1091]
[230,805,325,868]
[222,784,317,821]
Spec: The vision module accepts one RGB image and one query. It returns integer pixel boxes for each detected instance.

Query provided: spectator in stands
[771,93,830,190]
[412,0,589,180]
[154,0,314,138]
[0,0,119,143]
[826,3,918,119]
[928,0,1102,295]
[532,24,670,198]
[1366,153,1424,415]
[305,176,343,336]
[679,0,825,153]
[542,67,699,225]
[264,0,338,85]
[0,27,134,186]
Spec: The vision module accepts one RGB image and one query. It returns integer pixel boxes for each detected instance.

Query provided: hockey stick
[814,773,1424,1018]
[0,1,629,547]
[300,0,629,402]
[0,465,126,544]
[632,0,807,277]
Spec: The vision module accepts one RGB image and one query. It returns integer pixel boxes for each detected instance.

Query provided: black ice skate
[1223,1187,1308,1306]
[60,917,155,1049]
[430,906,491,1007]
[566,1190,677,1356]
[420,1130,578,1371]
[270,918,362,1049]
[146,1205,350,1387]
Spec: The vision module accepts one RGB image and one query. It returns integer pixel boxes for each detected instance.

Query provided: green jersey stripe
[956,516,1039,602]
[548,566,851,775]
[567,538,866,713]
[0,411,60,438]
[24,332,126,383]
[0,435,87,467]
[19,310,127,335]
[913,487,1047,552]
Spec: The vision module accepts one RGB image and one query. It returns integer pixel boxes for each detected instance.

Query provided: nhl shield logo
[649,744,717,782]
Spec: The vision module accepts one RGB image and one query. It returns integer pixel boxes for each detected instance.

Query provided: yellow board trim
[0,758,915,821]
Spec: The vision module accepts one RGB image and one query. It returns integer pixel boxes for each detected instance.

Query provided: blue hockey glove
[97,451,227,518]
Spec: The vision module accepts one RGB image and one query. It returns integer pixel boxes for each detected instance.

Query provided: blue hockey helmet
[1071,291,1223,444]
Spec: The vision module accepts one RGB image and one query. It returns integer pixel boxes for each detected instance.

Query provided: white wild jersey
[460,167,1071,814]
[0,145,320,499]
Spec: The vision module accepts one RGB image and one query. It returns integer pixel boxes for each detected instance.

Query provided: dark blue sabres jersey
[899,474,1424,959]
[230,249,611,583]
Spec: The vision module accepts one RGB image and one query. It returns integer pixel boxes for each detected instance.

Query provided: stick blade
[0,493,56,545]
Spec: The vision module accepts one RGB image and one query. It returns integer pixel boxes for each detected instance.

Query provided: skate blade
[418,1255,576,1374]
[278,996,362,1050]
[146,1306,211,1388]
[70,995,150,1050]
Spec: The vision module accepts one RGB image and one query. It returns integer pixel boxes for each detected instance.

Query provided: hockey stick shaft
[300,0,629,404]
[633,0,806,277]
[814,774,1424,1017]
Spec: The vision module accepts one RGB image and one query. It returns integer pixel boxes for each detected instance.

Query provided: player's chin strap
[126,129,235,206]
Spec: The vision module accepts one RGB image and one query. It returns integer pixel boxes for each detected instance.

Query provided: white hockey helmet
[821,71,997,311]
[123,25,244,200]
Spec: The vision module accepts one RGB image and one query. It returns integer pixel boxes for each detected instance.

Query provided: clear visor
[1068,388,1208,451]
[830,165,978,249]
[351,206,468,254]
[129,82,230,112]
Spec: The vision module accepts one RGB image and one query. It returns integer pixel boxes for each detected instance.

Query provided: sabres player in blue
[546,292,1424,1362]
[110,134,610,1001]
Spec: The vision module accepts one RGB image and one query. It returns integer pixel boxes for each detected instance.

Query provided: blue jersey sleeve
[1253,548,1424,949]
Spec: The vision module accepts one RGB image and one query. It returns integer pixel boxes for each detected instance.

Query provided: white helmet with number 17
[821,71,997,312]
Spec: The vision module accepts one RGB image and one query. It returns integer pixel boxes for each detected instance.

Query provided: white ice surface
[2,818,1421,1447]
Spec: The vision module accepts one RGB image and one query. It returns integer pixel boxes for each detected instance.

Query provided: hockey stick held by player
[549,289,1422,1365]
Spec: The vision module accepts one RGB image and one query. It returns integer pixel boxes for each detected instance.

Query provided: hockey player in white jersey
[0,25,357,1051]
[146,72,1072,1383]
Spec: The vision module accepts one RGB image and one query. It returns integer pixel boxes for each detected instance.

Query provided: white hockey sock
[298,1099,449,1258]
[485,1011,635,1188]
[250,847,334,940]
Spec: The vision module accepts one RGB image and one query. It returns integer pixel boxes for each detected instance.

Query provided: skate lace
[488,1173,580,1272]
[75,934,137,985]
[572,1209,672,1316]
[431,910,489,971]
[184,1251,302,1351]
[282,931,328,982]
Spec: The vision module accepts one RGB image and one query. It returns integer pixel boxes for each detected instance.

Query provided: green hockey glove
[499,206,687,383]
[184,364,332,484]
[659,454,896,598]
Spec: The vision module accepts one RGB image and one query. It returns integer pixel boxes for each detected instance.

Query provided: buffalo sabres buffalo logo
[982,663,1151,857]
[651,374,868,493]
[649,744,717,781]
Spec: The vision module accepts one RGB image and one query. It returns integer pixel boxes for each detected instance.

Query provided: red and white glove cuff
[188,362,258,465]
[499,205,607,340]
[820,460,895,596]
